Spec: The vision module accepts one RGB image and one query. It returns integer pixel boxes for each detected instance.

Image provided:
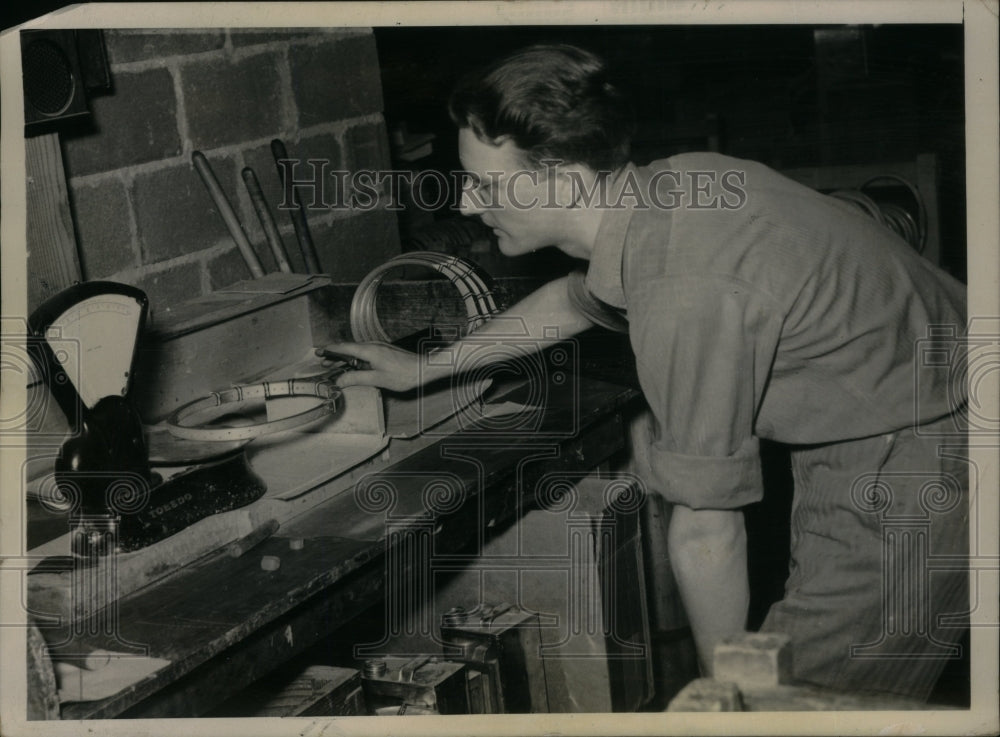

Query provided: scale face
[28,282,268,555]
[43,290,145,410]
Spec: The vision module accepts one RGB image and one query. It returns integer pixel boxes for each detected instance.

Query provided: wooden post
[26,132,82,312]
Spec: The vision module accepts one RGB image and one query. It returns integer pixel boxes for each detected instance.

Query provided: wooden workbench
[48,370,639,719]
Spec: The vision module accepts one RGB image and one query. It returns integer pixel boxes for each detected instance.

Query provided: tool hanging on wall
[349,251,500,343]
[270,138,322,274]
[242,167,293,273]
[192,151,265,278]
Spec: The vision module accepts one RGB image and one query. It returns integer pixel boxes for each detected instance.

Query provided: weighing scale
[28,282,269,556]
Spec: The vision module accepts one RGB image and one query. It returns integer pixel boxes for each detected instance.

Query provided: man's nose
[459,188,484,216]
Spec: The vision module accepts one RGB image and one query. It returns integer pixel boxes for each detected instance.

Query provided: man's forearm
[667,505,750,675]
[420,275,595,384]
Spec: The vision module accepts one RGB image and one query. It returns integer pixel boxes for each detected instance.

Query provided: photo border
[1,2,996,735]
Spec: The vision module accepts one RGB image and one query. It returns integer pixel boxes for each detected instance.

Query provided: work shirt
[569,152,967,510]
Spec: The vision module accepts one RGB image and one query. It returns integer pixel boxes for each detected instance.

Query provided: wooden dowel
[270,138,322,274]
[192,151,265,278]
[242,167,292,273]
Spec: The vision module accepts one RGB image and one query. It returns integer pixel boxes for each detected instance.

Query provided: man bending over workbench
[323,44,969,702]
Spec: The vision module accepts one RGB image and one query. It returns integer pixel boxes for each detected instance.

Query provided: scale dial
[32,285,146,411]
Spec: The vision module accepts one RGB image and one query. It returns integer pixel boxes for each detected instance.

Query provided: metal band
[165,377,342,442]
[350,251,500,343]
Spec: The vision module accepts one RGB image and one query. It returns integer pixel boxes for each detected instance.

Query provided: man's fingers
[319,341,418,392]
[316,342,379,366]
[333,369,380,388]
[317,342,368,358]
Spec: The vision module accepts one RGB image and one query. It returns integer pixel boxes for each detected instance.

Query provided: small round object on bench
[260,555,281,571]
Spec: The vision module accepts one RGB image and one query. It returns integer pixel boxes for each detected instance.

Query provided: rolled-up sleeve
[566,270,630,333]
[629,275,781,509]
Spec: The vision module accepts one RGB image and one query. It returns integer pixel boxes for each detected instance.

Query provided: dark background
[374,24,966,279]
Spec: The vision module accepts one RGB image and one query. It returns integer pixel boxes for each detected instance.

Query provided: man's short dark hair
[449,44,634,172]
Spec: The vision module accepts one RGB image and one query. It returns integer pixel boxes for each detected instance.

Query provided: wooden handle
[192,151,265,278]
[270,139,322,274]
[242,167,293,273]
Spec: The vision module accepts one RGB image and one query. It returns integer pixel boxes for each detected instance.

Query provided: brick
[132,158,239,263]
[289,35,383,127]
[61,67,181,178]
[713,632,793,692]
[182,52,285,150]
[310,208,400,282]
[666,678,743,712]
[133,261,203,315]
[343,119,391,175]
[105,29,225,65]
[69,177,136,279]
[207,247,257,289]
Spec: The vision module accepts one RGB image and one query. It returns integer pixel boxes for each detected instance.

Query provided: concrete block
[290,34,383,127]
[343,120,392,174]
[342,120,394,205]
[61,67,181,178]
[713,632,793,692]
[295,132,346,213]
[666,678,743,712]
[104,29,225,64]
[207,246,258,289]
[69,177,136,279]
[182,52,285,150]
[133,262,203,314]
[133,158,236,262]
[311,209,400,282]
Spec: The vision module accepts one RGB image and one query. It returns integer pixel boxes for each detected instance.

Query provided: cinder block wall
[60,28,400,315]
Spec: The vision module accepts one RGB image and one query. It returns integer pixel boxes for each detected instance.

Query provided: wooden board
[26,133,82,313]
[210,665,366,717]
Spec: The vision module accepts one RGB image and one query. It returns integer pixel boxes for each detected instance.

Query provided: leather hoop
[165,376,342,442]
[350,251,499,343]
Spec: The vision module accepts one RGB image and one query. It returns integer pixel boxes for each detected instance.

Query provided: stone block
[343,119,392,175]
[104,29,225,64]
[182,52,285,150]
[134,262,203,314]
[713,632,793,692]
[289,34,383,127]
[311,208,400,282]
[132,158,237,263]
[207,247,257,290]
[61,67,181,177]
[666,678,743,712]
[69,177,136,279]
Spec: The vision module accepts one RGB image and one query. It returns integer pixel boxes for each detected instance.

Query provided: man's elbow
[667,505,746,561]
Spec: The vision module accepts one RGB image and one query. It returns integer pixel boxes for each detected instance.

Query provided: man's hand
[316,342,424,392]
[316,275,594,394]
